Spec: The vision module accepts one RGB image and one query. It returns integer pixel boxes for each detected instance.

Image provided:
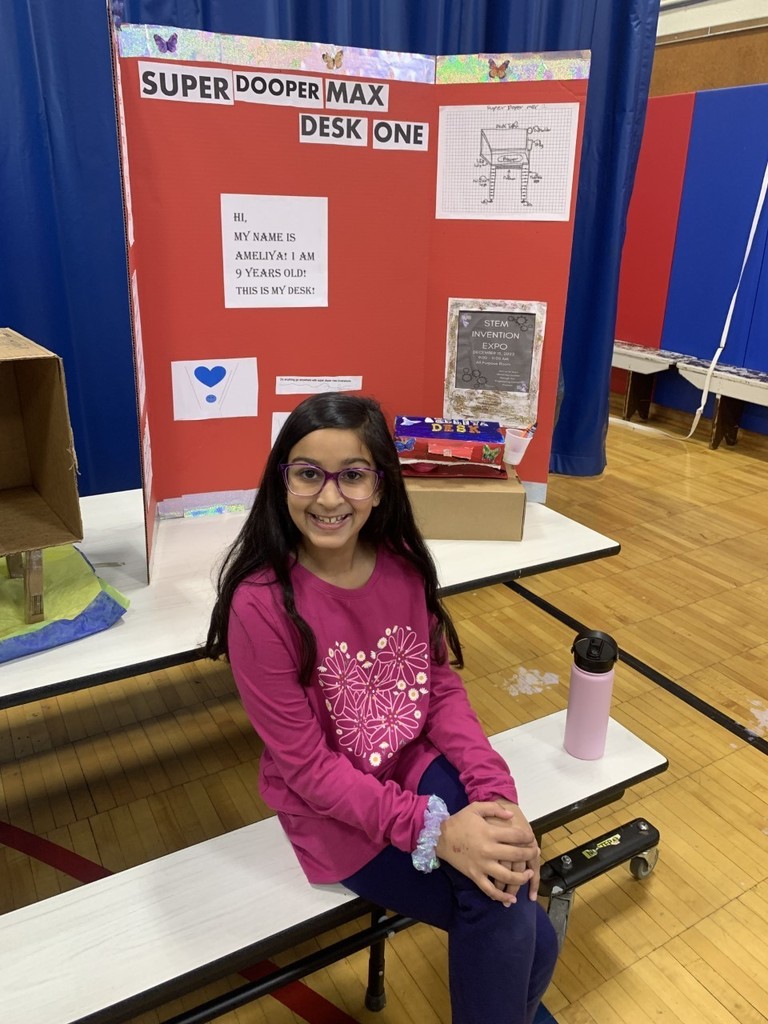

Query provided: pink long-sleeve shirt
[228,545,518,882]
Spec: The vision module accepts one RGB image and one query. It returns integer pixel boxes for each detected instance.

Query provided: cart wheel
[629,847,659,879]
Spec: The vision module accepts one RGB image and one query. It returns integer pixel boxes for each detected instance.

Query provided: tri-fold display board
[111,24,588,574]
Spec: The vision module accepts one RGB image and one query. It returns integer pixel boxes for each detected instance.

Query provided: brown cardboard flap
[0,328,56,360]
[0,487,82,555]
[0,363,32,489]
[0,329,83,553]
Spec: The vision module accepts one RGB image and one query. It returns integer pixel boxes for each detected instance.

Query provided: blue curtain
[1,0,658,494]
[1,0,138,496]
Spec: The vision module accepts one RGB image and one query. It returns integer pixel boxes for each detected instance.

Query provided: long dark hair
[205,393,463,682]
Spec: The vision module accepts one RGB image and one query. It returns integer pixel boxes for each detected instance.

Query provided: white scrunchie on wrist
[411,794,449,873]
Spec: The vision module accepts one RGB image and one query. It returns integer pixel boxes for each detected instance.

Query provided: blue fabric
[534,1004,559,1024]
[0,0,139,496]
[343,756,559,1024]
[660,85,768,370]
[547,3,660,475]
[0,588,128,664]
[2,0,659,492]
[745,219,768,375]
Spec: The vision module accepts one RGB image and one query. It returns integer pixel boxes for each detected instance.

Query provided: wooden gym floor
[1,405,767,1023]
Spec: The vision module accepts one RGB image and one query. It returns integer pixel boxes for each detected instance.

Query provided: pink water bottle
[563,629,619,760]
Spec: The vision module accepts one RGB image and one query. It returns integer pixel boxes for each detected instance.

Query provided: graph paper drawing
[435,103,580,221]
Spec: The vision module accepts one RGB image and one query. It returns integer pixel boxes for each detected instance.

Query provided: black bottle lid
[571,629,619,673]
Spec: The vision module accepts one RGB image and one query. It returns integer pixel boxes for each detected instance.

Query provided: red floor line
[0,818,361,1024]
[0,820,112,883]
[242,962,362,1024]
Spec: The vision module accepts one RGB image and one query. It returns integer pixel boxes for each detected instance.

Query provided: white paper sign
[271,411,291,444]
[275,375,362,394]
[138,62,234,105]
[436,103,580,221]
[171,358,258,420]
[372,120,429,151]
[234,71,323,107]
[298,113,368,147]
[221,194,328,308]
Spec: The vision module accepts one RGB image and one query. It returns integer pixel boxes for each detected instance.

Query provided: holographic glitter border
[117,24,436,83]
[157,489,257,519]
[436,52,590,84]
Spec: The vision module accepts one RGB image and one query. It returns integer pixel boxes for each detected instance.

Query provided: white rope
[683,159,768,440]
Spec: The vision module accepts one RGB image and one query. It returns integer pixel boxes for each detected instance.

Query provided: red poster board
[113,26,587,569]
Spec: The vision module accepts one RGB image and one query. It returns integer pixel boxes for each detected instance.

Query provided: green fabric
[0,545,129,640]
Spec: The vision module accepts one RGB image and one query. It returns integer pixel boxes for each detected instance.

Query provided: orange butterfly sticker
[488,58,510,80]
[322,50,344,70]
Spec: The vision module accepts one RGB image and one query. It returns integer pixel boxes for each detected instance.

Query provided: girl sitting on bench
[207,393,558,1024]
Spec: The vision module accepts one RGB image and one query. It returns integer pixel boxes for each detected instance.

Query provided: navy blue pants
[343,757,559,1024]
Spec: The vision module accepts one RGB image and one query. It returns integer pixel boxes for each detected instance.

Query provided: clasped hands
[434,798,540,906]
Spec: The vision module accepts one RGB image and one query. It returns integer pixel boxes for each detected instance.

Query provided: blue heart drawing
[194,365,226,388]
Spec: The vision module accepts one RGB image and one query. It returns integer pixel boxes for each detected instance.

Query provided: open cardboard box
[404,465,526,541]
[0,329,83,556]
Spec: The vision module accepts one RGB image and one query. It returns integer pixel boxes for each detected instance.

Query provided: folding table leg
[546,888,574,951]
[365,908,388,1011]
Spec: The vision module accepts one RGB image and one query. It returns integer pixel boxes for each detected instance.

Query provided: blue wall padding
[660,84,768,367]
[653,371,715,416]
[744,226,768,373]
[742,406,768,434]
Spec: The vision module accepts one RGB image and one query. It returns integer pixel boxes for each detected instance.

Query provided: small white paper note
[271,411,291,445]
[275,375,362,394]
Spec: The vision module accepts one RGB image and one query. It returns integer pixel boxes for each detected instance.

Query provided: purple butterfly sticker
[110,1,125,28]
[154,32,178,54]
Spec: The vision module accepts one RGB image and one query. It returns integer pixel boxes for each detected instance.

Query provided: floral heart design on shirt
[318,626,429,766]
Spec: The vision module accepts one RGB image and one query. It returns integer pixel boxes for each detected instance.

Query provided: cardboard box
[0,329,83,555]
[405,465,526,541]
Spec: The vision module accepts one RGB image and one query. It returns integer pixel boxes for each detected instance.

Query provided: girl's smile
[308,511,353,529]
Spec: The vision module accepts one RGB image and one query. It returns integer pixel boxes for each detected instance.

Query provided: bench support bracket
[623,371,655,422]
[711,395,744,449]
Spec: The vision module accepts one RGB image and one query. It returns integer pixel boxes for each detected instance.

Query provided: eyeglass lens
[285,464,379,499]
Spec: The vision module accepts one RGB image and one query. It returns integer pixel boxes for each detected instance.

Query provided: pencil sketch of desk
[480,127,537,204]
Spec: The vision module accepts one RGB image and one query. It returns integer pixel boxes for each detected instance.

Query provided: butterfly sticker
[488,58,510,80]
[154,32,178,54]
[322,50,343,70]
[395,437,416,453]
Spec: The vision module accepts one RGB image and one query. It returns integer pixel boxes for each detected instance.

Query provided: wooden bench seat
[612,341,768,449]
[0,711,667,1024]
